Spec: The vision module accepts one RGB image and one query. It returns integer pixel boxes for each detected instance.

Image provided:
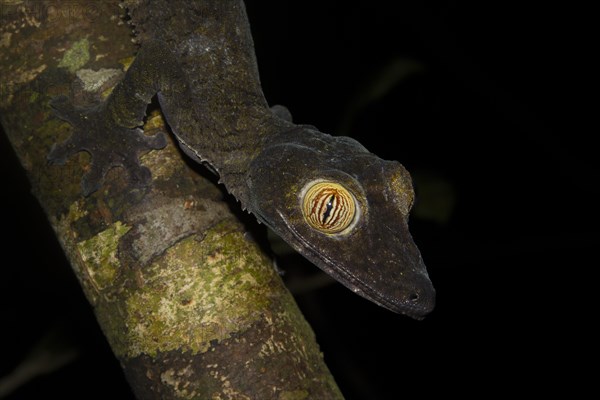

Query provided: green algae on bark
[77,220,131,290]
[57,38,90,73]
[117,222,275,358]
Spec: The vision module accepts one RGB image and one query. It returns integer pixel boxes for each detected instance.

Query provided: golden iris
[302,181,356,234]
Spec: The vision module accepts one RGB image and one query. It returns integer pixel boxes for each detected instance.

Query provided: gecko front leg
[47,40,188,195]
[48,95,167,195]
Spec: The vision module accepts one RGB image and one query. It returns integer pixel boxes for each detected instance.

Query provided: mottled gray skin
[48,0,435,318]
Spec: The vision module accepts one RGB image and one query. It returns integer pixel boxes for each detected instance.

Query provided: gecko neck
[129,0,290,208]
[171,109,296,211]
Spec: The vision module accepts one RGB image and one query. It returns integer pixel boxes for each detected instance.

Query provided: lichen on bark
[57,38,90,73]
[120,222,276,358]
[77,220,131,290]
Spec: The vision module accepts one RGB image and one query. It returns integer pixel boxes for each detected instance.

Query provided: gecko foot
[48,95,167,196]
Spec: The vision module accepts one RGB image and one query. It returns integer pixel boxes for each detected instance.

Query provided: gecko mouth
[272,210,435,319]
[319,259,435,320]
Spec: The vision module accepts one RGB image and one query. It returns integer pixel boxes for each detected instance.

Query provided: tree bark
[0,1,343,398]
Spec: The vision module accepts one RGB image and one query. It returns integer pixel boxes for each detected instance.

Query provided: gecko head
[246,128,435,319]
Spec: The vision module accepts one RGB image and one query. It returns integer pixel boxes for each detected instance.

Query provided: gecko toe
[47,139,84,165]
[147,132,168,149]
[50,95,85,123]
[81,177,102,197]
[81,162,107,196]
[47,142,69,165]
[136,127,168,150]
[129,164,152,187]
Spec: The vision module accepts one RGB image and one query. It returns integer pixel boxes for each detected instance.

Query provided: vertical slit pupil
[321,194,335,224]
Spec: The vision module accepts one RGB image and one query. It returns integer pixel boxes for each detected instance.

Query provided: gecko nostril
[408,293,419,302]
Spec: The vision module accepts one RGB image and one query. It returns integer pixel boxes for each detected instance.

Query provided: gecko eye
[301,181,358,234]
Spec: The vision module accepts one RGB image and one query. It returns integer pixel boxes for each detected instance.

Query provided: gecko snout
[396,274,436,319]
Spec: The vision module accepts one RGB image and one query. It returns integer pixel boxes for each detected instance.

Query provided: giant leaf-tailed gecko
[48,0,435,319]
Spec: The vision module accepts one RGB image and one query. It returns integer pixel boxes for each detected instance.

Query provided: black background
[1,1,596,398]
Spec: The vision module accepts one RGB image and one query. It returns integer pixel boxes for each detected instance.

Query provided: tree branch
[0,1,343,398]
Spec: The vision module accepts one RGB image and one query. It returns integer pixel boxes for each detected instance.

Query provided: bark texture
[0,1,343,398]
